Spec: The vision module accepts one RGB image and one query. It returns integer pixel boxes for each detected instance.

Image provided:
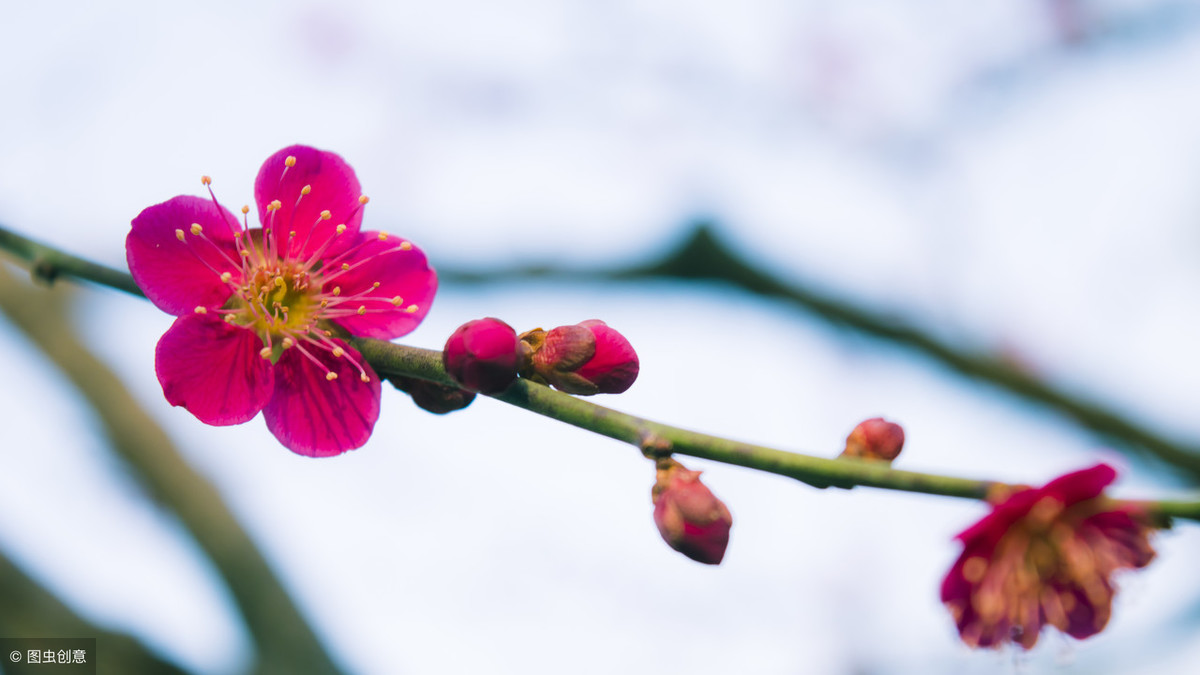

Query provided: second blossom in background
[941,464,1157,649]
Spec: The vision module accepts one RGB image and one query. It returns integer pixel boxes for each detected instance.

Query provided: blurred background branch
[0,262,341,675]
[442,222,1200,482]
[0,549,189,675]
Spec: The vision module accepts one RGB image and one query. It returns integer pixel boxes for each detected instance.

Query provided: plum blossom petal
[155,313,274,425]
[941,464,1156,650]
[128,195,241,316]
[327,232,438,339]
[263,340,381,457]
[255,145,363,261]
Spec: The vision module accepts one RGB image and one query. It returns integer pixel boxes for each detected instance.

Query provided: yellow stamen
[332,347,345,357]
[259,347,271,359]
[399,241,413,251]
[325,371,338,381]
[284,156,297,167]
[194,306,207,314]
[378,232,388,241]
[300,184,311,196]
[336,224,347,235]
[319,210,331,220]
[220,272,232,283]
[357,306,366,315]
[175,229,186,242]
[358,195,369,205]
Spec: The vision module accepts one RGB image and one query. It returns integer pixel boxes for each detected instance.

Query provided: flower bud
[443,318,522,394]
[651,458,732,565]
[386,374,476,414]
[841,417,905,462]
[529,319,639,395]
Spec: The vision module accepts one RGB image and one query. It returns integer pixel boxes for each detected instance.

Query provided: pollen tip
[300,184,312,195]
[268,200,282,212]
[358,195,369,205]
[360,373,370,383]
[332,286,341,296]
[404,304,419,314]
[282,337,295,348]
[320,210,332,220]
[371,281,380,288]
[357,305,367,315]
[241,205,250,214]
[201,175,212,186]
[378,232,388,241]
[289,230,297,239]
[332,347,345,357]
[220,272,232,283]
[390,296,403,306]
[336,224,347,235]
[325,371,338,381]
[284,156,297,168]
[175,229,186,242]
[399,241,413,251]
[341,263,350,271]
[259,347,271,359]
[190,223,203,236]
[193,306,207,314]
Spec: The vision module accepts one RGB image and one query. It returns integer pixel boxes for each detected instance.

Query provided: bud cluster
[435,317,640,399]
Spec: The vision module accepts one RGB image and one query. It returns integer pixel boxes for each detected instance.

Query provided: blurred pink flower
[941,464,1155,649]
[127,145,437,456]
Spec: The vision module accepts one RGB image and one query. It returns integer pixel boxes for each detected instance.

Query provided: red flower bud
[841,417,905,462]
[652,458,732,565]
[443,318,522,394]
[386,374,476,414]
[530,320,639,395]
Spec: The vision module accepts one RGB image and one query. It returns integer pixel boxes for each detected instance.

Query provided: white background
[2,1,1200,673]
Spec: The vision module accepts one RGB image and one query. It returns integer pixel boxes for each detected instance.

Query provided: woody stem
[3,223,1200,524]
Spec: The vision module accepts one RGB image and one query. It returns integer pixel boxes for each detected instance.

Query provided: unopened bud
[386,374,476,414]
[841,417,905,462]
[443,318,522,394]
[651,458,732,565]
[528,319,638,395]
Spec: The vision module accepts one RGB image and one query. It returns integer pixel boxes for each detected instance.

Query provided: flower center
[236,261,319,337]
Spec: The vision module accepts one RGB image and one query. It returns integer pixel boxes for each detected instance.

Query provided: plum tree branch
[2,223,1199,525]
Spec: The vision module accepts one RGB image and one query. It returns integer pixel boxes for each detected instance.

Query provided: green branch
[440,223,1200,482]
[3,223,1200,525]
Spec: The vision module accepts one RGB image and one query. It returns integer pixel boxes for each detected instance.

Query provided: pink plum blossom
[941,464,1156,649]
[127,145,437,456]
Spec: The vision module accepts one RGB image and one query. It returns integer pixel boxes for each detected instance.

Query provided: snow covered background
[2,0,1200,673]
